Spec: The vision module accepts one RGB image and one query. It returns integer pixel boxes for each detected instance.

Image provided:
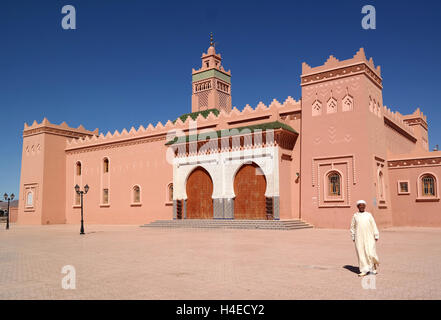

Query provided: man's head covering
[356,200,367,206]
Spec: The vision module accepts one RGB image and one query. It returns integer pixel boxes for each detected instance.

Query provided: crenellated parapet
[23,118,98,139]
[301,48,382,89]
[402,107,428,130]
[64,96,301,152]
[382,105,417,141]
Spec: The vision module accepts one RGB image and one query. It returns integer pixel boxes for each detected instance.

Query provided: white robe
[350,211,380,273]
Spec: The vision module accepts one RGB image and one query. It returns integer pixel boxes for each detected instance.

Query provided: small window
[75,192,81,205]
[328,172,341,196]
[103,158,109,173]
[76,162,82,176]
[422,175,435,196]
[399,182,409,193]
[378,171,385,199]
[168,183,173,202]
[103,189,109,204]
[26,192,33,207]
[133,186,140,203]
[205,61,209,68]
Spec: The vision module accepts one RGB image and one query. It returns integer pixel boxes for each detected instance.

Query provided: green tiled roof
[174,109,220,124]
[165,121,297,145]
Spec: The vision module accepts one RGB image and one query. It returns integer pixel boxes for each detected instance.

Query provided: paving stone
[0,224,440,299]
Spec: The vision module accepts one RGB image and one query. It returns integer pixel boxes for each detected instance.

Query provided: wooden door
[186,167,213,219]
[233,163,267,219]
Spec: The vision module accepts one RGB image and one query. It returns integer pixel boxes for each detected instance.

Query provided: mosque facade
[16,40,441,228]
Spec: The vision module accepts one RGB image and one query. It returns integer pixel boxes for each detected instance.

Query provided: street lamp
[74,184,89,235]
[3,193,15,230]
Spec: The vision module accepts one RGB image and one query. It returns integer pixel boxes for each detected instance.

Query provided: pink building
[17,41,441,228]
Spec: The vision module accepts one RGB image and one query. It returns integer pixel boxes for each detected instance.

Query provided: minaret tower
[191,33,232,113]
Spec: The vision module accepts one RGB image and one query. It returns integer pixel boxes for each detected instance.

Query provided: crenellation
[301,48,382,82]
[382,105,415,136]
[269,99,282,109]
[24,118,98,139]
[61,95,300,150]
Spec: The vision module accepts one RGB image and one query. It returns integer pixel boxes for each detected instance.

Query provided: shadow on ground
[343,265,359,274]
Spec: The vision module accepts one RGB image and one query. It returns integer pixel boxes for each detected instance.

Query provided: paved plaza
[1,224,441,299]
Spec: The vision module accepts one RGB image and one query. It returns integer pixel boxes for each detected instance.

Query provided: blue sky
[1,0,441,196]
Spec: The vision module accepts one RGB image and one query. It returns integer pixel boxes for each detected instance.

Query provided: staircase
[141,219,313,230]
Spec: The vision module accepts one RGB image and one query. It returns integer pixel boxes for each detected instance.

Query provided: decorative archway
[186,167,213,219]
[233,162,267,219]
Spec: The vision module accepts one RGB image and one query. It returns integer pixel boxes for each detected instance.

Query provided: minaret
[191,33,232,113]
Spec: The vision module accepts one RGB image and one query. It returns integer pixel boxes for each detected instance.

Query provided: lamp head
[10,193,14,201]
[74,184,80,194]
[3,193,7,201]
[84,184,89,194]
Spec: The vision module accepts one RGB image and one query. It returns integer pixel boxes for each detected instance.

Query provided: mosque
[16,37,441,228]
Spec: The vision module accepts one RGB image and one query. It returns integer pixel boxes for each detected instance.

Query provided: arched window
[328,172,341,196]
[378,171,385,199]
[75,192,80,206]
[102,189,109,204]
[421,174,435,196]
[26,191,33,207]
[168,183,173,202]
[103,158,109,173]
[76,162,81,176]
[133,185,140,203]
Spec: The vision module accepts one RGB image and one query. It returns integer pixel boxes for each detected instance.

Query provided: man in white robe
[350,200,380,277]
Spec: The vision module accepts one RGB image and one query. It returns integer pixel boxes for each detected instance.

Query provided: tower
[402,108,429,152]
[191,33,232,113]
[17,119,98,224]
[300,48,393,228]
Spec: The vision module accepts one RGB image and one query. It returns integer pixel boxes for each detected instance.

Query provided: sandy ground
[0,224,440,299]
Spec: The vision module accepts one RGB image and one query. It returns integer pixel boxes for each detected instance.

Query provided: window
[422,175,435,196]
[26,192,33,207]
[342,95,354,112]
[103,158,109,173]
[399,182,409,193]
[103,189,109,204]
[133,186,140,203]
[75,192,80,206]
[328,172,341,196]
[378,171,385,200]
[327,97,337,114]
[76,162,81,176]
[312,100,322,117]
[168,183,173,202]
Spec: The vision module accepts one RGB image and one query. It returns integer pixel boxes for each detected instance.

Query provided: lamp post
[74,184,89,235]
[3,193,15,230]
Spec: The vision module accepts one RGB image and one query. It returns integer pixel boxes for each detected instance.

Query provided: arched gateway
[233,163,267,219]
[186,167,213,219]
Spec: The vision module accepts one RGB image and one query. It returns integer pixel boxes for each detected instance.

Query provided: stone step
[141,219,313,230]
[145,222,308,226]
[146,219,303,223]
[144,222,308,226]
[142,226,312,230]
